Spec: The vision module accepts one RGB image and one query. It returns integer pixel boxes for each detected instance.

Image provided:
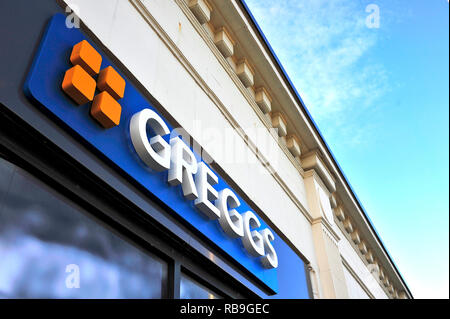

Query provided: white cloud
[245,0,389,146]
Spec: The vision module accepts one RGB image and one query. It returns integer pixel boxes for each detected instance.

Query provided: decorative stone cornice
[188,0,212,25]
[398,291,408,299]
[350,229,361,245]
[358,241,368,255]
[270,111,288,137]
[365,249,374,264]
[333,205,346,222]
[214,26,235,58]
[286,134,302,158]
[254,86,272,114]
[301,150,336,193]
[236,58,254,88]
[329,192,338,209]
[343,218,354,234]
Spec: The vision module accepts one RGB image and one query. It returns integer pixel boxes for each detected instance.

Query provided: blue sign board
[24,14,311,297]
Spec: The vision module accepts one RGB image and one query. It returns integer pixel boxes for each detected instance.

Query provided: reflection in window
[180,272,222,299]
[0,157,167,298]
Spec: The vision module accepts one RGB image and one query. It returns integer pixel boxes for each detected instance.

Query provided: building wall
[343,267,370,299]
[57,0,404,298]
[336,226,390,299]
[63,0,319,268]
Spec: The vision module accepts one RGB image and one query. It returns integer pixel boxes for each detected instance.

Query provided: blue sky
[244,0,449,298]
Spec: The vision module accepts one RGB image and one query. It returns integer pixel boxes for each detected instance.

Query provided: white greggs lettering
[129,109,278,269]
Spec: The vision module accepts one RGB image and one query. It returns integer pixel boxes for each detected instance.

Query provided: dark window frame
[180,266,228,299]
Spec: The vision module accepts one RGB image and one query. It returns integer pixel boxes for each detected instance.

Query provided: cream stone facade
[61,0,411,298]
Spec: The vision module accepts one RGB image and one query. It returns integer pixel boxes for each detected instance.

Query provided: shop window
[0,157,168,298]
[180,272,222,299]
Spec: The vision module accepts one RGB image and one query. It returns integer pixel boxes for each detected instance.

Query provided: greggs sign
[25,14,282,293]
